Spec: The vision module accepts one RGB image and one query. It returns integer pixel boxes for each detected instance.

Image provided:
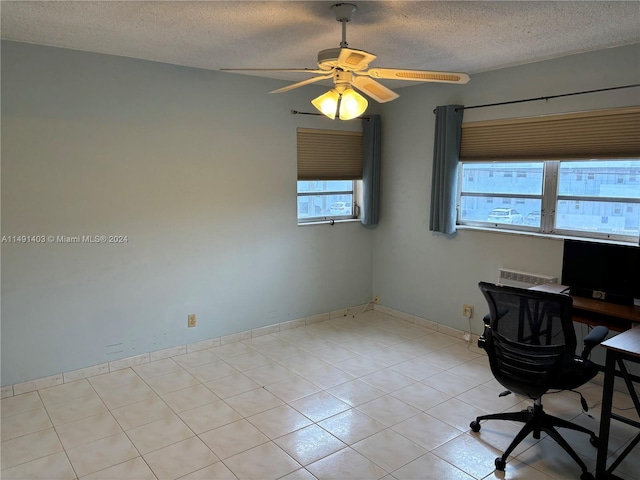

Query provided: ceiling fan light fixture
[311,89,340,119]
[312,86,367,120]
[338,87,368,120]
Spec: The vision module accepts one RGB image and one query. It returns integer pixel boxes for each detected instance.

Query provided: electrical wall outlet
[374,295,379,304]
[462,304,474,319]
[188,314,196,328]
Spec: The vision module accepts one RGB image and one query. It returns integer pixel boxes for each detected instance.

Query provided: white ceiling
[2,1,639,90]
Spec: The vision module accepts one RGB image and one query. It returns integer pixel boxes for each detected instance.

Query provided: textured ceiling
[2,1,639,89]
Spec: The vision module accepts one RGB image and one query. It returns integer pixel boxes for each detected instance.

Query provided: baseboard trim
[3,302,374,397]
[6,301,608,400]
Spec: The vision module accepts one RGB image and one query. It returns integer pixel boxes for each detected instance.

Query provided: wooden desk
[530,284,640,332]
[571,296,640,332]
[595,327,640,479]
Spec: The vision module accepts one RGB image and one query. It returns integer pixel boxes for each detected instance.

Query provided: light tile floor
[2,310,639,479]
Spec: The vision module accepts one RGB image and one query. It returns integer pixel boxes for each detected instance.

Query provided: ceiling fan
[221,3,470,119]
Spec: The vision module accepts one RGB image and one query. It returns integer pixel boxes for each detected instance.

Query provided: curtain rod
[291,110,372,120]
[431,84,640,114]
[291,110,325,116]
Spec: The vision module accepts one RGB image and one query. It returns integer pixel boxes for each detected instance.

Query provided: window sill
[456,225,638,246]
[297,218,361,227]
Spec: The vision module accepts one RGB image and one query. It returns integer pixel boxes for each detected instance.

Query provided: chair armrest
[581,325,609,359]
[478,313,491,350]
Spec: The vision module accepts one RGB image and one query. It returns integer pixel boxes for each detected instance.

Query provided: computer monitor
[561,239,640,306]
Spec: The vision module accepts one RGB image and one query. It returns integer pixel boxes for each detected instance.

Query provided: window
[458,159,640,242]
[554,160,640,240]
[296,128,362,223]
[458,162,543,228]
[297,180,360,221]
[457,106,640,243]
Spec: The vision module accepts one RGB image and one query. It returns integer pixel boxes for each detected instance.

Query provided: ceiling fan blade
[220,68,330,74]
[269,74,335,94]
[352,76,399,103]
[366,68,470,84]
[337,48,377,71]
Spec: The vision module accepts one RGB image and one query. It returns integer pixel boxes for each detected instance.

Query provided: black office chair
[470,282,609,480]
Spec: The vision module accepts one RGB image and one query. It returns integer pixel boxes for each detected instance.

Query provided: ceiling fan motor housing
[318,47,375,71]
[317,48,342,69]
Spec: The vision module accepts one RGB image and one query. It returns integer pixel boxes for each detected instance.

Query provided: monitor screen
[561,239,640,305]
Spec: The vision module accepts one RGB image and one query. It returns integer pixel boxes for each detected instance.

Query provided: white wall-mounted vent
[498,268,558,288]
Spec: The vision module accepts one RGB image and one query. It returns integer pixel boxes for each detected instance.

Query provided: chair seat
[491,355,600,399]
[549,356,600,391]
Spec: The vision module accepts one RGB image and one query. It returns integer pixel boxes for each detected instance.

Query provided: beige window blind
[460,106,640,161]
[297,128,363,180]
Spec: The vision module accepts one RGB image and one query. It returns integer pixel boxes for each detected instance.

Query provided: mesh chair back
[478,282,577,399]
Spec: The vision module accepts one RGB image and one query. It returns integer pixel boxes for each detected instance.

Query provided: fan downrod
[331,3,357,47]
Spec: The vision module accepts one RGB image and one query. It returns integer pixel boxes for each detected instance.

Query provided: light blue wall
[372,43,640,333]
[1,41,374,385]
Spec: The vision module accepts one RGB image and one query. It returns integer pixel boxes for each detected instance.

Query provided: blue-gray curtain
[362,114,381,226]
[429,105,464,234]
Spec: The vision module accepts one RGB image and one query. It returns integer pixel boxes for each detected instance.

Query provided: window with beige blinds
[460,106,640,161]
[296,128,364,223]
[456,106,640,243]
[297,128,363,180]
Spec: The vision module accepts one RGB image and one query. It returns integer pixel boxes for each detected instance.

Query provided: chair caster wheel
[589,436,598,448]
[470,420,481,432]
[495,458,506,471]
[579,472,594,480]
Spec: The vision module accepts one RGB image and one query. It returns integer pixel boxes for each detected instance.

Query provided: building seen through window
[458,160,640,242]
[297,180,357,221]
